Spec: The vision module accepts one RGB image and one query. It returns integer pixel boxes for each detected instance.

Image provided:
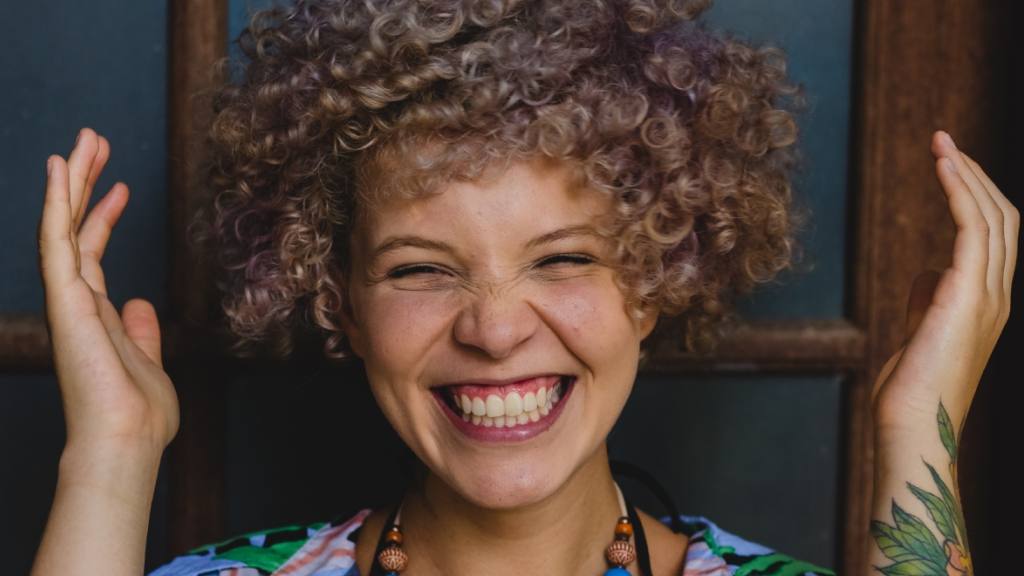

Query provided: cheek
[540,279,634,357]
[542,279,640,412]
[355,293,442,442]
[359,290,451,365]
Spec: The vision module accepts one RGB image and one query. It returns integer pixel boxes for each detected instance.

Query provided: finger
[78,182,130,296]
[77,133,111,228]
[38,155,78,289]
[122,298,163,369]
[960,152,1019,297]
[950,149,1005,299]
[933,154,988,282]
[66,128,99,231]
[933,132,1004,296]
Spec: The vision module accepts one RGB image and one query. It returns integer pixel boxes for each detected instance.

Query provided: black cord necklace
[367,482,653,576]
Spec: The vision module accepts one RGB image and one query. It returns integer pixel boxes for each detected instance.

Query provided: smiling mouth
[432,374,576,437]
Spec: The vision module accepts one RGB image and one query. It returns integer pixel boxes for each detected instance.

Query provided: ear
[634,303,660,342]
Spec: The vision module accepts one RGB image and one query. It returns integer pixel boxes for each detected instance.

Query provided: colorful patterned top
[147,507,836,575]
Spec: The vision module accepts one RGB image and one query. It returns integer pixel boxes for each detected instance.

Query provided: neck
[398,442,627,576]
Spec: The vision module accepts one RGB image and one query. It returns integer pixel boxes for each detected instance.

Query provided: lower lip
[432,377,576,443]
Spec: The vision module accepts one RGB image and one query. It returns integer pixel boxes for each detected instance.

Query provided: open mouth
[432,374,577,440]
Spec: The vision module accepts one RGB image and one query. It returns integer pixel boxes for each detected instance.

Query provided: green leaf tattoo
[869,398,973,575]
[937,401,958,465]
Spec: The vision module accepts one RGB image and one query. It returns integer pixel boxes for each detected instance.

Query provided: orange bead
[615,519,633,538]
[386,527,403,544]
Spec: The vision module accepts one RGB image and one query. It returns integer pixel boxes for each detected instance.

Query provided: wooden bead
[605,539,636,566]
[614,518,633,538]
[378,545,409,572]
[385,526,403,544]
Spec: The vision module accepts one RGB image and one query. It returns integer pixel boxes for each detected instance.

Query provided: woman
[30,0,1016,575]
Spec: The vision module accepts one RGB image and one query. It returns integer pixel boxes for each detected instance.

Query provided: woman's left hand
[870,130,1018,440]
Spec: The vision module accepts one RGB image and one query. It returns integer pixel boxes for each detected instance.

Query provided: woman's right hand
[37,127,179,458]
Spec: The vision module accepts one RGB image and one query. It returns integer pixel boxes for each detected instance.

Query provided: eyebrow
[369,224,602,264]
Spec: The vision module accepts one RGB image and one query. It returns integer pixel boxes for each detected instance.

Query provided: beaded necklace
[368,482,653,576]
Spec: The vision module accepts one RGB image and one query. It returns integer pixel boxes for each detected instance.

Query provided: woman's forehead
[356,139,602,217]
[358,160,611,235]
[354,129,592,199]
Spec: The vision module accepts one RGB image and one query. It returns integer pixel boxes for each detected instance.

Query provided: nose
[452,284,539,359]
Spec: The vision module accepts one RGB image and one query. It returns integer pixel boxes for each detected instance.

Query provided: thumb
[121,298,163,369]
[905,269,941,343]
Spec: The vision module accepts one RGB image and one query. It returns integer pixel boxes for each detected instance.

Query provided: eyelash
[387,254,596,278]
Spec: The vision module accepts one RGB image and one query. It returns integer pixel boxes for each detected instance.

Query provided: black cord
[369,499,655,576]
[610,459,686,535]
[624,493,654,576]
[367,459,682,575]
[368,501,402,576]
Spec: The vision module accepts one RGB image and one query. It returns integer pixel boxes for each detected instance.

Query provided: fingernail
[942,157,956,173]
[46,157,52,176]
[76,130,82,145]
[944,131,957,150]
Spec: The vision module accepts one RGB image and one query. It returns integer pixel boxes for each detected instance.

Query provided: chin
[441,454,573,510]
[434,409,604,511]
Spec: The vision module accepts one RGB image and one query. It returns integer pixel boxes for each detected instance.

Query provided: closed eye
[386,253,595,278]
[538,253,595,267]
[386,264,444,278]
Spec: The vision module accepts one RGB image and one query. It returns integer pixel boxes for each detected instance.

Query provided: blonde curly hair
[190,0,808,366]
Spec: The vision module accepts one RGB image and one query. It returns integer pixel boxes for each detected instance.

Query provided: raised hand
[37,127,179,457]
[31,127,181,575]
[870,130,1017,435]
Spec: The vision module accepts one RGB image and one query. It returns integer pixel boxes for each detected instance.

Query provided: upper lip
[441,372,570,387]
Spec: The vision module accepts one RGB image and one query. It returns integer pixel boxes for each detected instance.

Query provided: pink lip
[444,372,562,387]
[432,376,576,443]
[446,374,560,402]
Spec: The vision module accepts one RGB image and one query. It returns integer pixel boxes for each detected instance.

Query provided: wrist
[873,385,972,436]
[58,439,164,498]
[33,440,162,576]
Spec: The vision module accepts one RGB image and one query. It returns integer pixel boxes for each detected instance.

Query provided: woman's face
[340,156,658,509]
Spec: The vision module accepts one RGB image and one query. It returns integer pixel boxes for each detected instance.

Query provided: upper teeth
[452,378,567,427]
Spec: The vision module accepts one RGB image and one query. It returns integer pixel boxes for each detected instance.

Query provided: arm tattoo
[869,399,973,575]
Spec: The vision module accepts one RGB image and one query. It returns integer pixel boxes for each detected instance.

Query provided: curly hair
[190,0,807,366]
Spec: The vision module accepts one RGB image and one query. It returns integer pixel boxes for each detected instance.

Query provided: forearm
[30,442,162,576]
[867,400,973,575]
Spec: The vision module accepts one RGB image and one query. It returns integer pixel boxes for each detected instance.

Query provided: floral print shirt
[148,507,836,575]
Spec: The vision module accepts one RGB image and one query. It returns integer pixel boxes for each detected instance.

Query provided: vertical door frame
[846,1,1004,574]
[166,0,229,553]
